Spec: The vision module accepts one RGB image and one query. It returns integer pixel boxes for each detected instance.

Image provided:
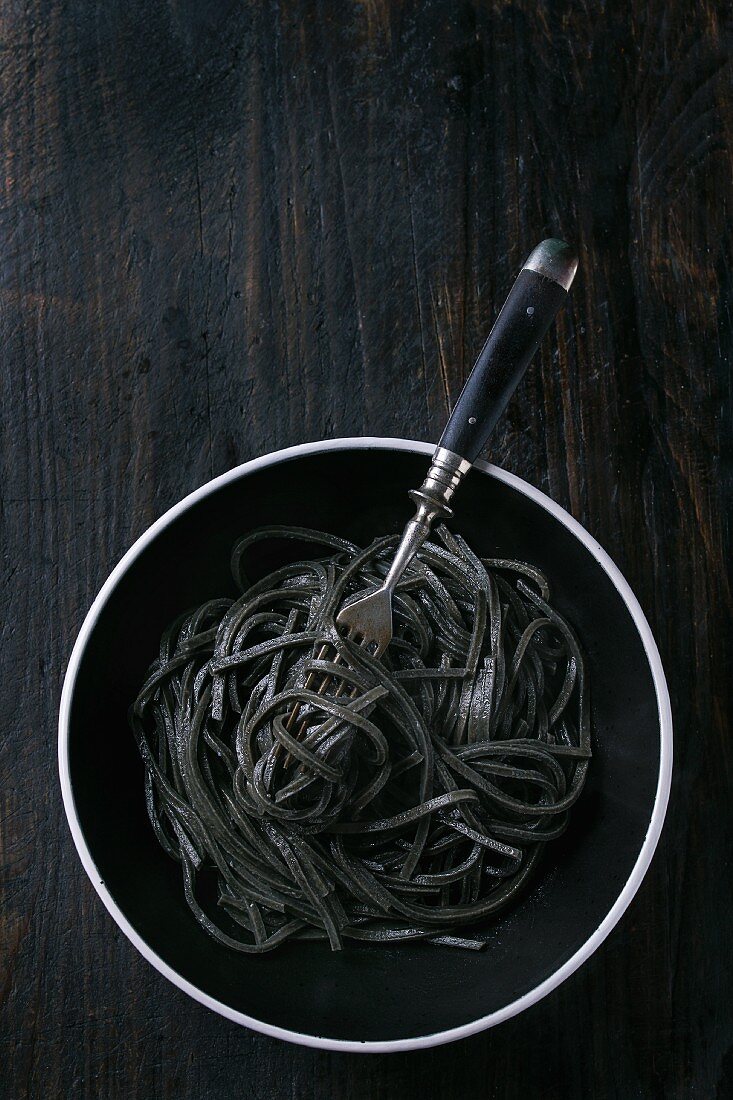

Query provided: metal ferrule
[414,447,472,511]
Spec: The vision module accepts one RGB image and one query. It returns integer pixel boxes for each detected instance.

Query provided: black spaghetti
[130,525,591,952]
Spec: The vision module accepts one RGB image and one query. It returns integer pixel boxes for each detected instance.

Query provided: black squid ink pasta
[129,525,591,952]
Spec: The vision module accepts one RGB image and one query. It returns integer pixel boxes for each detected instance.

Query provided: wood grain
[1,0,731,1096]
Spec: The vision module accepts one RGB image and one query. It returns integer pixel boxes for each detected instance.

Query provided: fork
[288,239,578,734]
[336,239,578,656]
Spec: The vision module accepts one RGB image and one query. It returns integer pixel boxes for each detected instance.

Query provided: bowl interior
[66,445,662,1043]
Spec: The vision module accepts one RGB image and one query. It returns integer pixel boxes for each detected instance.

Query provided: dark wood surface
[2,1,731,1096]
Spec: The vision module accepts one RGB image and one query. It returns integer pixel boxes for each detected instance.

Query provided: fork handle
[383,240,577,592]
[438,239,577,464]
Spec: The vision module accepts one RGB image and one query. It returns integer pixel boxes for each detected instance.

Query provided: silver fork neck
[382,448,472,592]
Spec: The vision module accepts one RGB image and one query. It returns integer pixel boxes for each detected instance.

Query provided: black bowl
[59,438,671,1051]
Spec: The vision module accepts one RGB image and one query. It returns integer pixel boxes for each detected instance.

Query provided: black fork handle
[438,239,578,464]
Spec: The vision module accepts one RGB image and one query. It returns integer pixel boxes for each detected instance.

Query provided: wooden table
[2,2,730,1096]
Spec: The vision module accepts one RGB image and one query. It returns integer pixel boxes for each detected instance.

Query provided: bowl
[58,437,672,1052]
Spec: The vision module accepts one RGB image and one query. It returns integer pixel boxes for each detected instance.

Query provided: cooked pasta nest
[130,525,591,952]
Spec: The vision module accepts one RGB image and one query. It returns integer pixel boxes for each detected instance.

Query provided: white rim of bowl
[58,436,673,1054]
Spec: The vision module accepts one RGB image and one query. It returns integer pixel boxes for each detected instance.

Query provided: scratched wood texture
[1,0,731,1096]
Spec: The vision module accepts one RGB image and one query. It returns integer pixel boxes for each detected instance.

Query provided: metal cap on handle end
[522,239,578,292]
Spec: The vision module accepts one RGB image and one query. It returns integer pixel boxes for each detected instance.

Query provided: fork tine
[285,587,390,768]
